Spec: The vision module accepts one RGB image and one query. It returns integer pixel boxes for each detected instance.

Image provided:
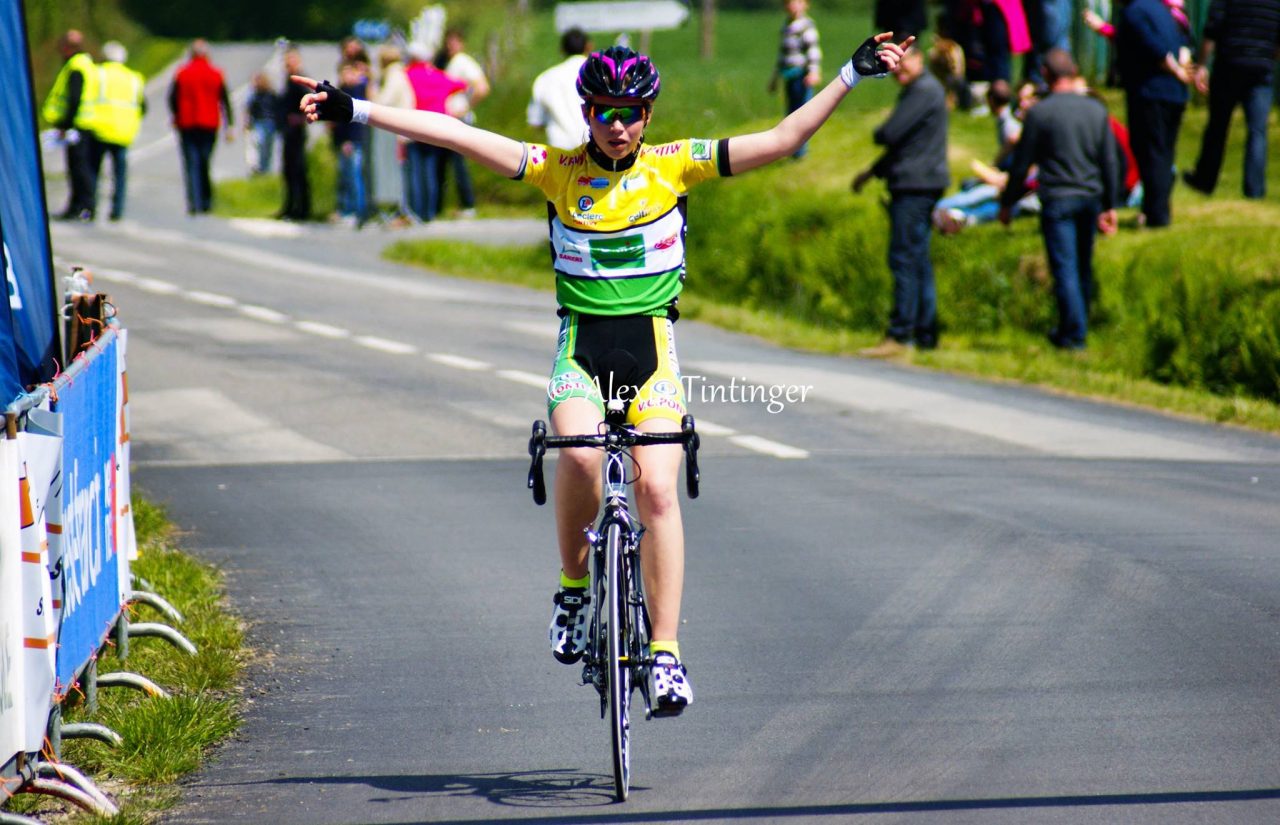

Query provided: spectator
[1000,49,1119,350]
[404,42,467,221]
[527,27,591,150]
[42,30,99,221]
[1182,0,1280,199]
[90,41,145,222]
[169,39,234,216]
[332,60,370,226]
[277,48,311,221]
[438,28,491,218]
[372,44,415,223]
[852,45,950,356]
[769,0,822,158]
[1116,0,1191,228]
[245,72,278,175]
[981,0,1033,84]
[876,0,928,40]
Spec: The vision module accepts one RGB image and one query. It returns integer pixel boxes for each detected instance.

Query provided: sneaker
[858,337,911,358]
[549,586,589,664]
[649,651,693,717]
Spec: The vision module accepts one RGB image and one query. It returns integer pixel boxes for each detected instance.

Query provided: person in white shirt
[527,27,591,149]
[371,44,417,222]
[440,28,490,217]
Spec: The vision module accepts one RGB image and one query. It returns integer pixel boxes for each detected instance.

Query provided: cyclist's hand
[295,76,353,123]
[853,32,915,77]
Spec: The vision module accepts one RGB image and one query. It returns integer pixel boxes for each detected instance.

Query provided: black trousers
[63,132,97,217]
[1125,94,1184,228]
[280,131,310,219]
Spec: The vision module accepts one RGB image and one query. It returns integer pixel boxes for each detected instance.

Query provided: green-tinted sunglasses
[589,103,648,125]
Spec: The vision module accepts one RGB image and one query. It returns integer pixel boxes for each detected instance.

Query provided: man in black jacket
[1183,0,1280,199]
[1000,49,1119,350]
[854,45,949,356]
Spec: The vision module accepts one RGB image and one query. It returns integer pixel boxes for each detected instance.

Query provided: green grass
[2,496,246,823]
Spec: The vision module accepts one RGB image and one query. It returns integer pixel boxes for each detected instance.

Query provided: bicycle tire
[605,522,631,801]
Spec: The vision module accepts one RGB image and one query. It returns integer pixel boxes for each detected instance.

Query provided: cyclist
[295,30,912,716]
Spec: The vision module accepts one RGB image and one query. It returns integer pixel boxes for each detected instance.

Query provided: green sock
[560,570,590,589]
[649,640,680,660]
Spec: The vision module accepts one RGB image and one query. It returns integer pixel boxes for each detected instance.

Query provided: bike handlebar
[527,416,700,505]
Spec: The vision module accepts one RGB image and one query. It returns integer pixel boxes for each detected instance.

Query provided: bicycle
[527,400,700,802]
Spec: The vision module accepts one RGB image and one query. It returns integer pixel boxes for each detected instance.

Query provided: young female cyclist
[295,30,913,716]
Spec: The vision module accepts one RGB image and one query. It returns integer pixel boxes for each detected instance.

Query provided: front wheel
[605,522,631,801]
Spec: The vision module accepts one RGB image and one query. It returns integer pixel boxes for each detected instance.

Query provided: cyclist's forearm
[728,77,849,174]
[365,103,524,177]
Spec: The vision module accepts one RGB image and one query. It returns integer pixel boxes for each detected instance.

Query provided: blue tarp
[0,0,60,405]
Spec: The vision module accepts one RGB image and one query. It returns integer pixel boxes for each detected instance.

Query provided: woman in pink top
[403,43,467,220]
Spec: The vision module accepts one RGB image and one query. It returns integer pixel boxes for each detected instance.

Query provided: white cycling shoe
[649,651,693,716]
[549,586,589,664]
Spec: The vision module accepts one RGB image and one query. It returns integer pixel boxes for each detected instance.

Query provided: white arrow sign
[555,1,690,33]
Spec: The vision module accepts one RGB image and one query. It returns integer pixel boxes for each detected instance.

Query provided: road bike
[527,400,700,801]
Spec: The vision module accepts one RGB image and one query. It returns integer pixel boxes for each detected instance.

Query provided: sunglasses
[589,104,648,126]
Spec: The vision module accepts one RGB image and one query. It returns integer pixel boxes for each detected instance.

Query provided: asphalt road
[39,42,1280,825]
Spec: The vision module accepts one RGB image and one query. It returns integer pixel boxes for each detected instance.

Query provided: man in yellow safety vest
[42,29,99,221]
[91,41,147,221]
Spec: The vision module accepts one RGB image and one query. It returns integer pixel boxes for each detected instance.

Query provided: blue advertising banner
[0,242,22,404]
[50,336,119,690]
[0,0,60,389]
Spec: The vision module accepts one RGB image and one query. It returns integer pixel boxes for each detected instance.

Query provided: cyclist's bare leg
[632,417,685,643]
[551,398,604,580]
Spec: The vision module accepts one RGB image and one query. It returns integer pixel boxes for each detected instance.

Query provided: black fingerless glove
[852,37,890,76]
[314,80,353,123]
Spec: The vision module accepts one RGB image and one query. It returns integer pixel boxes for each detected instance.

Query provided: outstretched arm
[726,33,913,176]
[294,75,525,178]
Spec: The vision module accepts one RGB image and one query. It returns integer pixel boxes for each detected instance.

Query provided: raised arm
[294,75,525,178]
[727,33,913,175]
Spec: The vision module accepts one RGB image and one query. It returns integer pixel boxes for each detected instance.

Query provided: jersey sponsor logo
[578,196,595,211]
[588,235,647,270]
[559,152,586,167]
[549,379,591,400]
[637,395,685,413]
[628,209,651,224]
[620,174,643,192]
[652,379,678,396]
[646,142,683,157]
[558,252,585,263]
[577,176,611,189]
[653,233,679,250]
[691,139,713,161]
[572,211,604,224]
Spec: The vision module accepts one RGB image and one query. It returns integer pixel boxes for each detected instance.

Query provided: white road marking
[92,267,140,284]
[729,434,810,459]
[498,369,551,389]
[503,320,559,341]
[187,291,238,308]
[355,336,417,355]
[428,352,492,371]
[239,305,290,324]
[691,418,737,437]
[136,278,180,294]
[228,218,306,239]
[295,321,351,339]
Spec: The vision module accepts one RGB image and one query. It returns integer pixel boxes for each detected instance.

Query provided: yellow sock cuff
[560,570,590,589]
[649,640,680,659]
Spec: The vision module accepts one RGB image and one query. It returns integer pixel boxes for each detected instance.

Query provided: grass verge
[2,496,246,824]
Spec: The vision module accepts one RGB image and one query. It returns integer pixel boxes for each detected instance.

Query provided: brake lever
[528,420,547,505]
[682,415,700,499]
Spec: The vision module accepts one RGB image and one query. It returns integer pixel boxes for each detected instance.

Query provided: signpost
[554,1,691,52]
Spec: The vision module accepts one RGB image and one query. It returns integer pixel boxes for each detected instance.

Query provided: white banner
[18,429,60,752]
[0,437,27,759]
[115,330,135,607]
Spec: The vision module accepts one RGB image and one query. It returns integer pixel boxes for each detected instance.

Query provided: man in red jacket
[169,39,234,215]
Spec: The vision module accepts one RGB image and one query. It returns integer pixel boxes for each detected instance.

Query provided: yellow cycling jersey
[515,138,731,316]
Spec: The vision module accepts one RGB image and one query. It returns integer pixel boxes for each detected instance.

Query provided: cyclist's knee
[635,475,680,519]
[557,447,600,482]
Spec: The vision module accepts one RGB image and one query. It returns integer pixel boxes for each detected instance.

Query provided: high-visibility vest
[42,52,99,130]
[92,61,146,146]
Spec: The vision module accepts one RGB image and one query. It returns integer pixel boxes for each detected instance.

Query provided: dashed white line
[239,305,290,324]
[691,418,737,437]
[188,291,238,308]
[92,267,140,284]
[355,336,417,355]
[728,434,810,460]
[497,369,550,389]
[295,321,351,339]
[428,352,492,371]
[136,278,180,294]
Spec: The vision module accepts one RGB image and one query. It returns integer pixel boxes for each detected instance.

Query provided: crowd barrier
[2,300,194,822]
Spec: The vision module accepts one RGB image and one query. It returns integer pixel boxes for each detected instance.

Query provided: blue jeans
[405,141,441,221]
[251,119,276,174]
[1039,195,1101,348]
[337,142,367,219]
[887,191,941,346]
[1189,66,1273,198]
[436,148,475,211]
[90,140,128,219]
[179,129,216,213]
[784,73,813,158]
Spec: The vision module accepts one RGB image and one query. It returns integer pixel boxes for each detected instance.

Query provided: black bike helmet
[576,45,661,102]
